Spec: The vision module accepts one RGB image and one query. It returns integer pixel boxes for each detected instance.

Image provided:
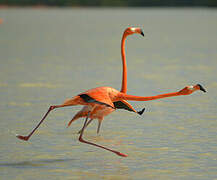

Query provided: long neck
[120,34,127,93]
[119,91,181,101]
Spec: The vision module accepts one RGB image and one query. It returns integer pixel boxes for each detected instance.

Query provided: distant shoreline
[0,4,217,9]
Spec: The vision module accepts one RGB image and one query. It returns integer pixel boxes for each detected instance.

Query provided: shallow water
[0,8,217,179]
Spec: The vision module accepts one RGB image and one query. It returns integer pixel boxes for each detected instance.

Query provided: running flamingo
[67,27,145,134]
[16,27,206,157]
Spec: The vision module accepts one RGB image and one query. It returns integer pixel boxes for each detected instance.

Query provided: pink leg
[78,112,128,157]
[97,121,102,134]
[16,105,58,141]
[78,118,93,134]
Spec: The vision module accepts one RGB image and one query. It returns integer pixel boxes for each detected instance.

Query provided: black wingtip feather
[137,108,145,115]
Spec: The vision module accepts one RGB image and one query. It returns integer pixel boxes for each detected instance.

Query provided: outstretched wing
[114,100,145,115]
[79,94,115,109]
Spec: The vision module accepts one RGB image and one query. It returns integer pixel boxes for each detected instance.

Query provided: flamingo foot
[16,134,29,141]
[115,152,128,157]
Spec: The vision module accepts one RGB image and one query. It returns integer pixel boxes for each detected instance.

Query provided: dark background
[0,0,217,7]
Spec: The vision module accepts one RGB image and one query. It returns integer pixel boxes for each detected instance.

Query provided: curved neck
[120,34,127,93]
[119,91,181,101]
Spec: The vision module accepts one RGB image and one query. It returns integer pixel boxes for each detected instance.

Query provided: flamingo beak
[141,31,144,37]
[197,84,206,92]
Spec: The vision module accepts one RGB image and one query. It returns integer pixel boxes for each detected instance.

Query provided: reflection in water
[0,158,76,168]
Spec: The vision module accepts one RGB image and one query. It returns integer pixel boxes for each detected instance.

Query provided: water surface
[0,8,217,179]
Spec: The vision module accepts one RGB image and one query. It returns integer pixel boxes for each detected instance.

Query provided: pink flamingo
[67,27,145,134]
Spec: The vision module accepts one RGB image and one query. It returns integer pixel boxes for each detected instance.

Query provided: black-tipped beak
[197,84,206,92]
[141,31,144,37]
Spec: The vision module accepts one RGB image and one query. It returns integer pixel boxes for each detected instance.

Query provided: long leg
[16,105,61,141]
[16,96,84,141]
[78,118,93,134]
[78,112,127,157]
[97,120,102,134]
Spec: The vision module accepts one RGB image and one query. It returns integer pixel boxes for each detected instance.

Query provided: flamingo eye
[130,27,136,32]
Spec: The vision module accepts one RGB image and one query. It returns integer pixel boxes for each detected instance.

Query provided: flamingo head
[124,27,144,37]
[178,84,206,95]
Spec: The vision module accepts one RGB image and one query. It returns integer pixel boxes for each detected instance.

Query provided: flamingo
[67,27,146,134]
[16,27,206,157]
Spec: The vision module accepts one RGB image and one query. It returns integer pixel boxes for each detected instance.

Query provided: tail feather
[67,110,88,127]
